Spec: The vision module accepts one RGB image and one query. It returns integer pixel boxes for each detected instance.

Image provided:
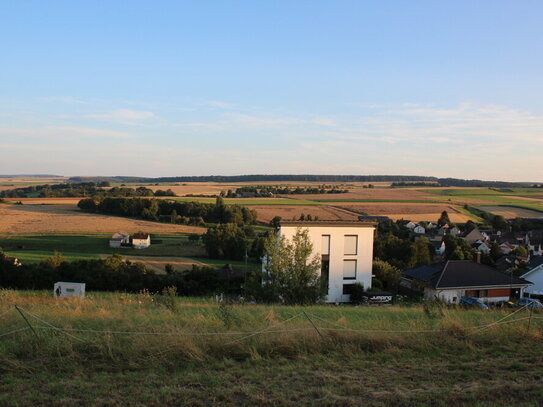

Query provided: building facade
[278,221,375,303]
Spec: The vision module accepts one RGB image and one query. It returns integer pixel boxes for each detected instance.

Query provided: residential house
[527,239,543,256]
[275,220,376,303]
[462,228,487,244]
[413,224,425,234]
[432,240,446,256]
[437,225,449,236]
[132,233,151,249]
[521,257,543,297]
[404,221,417,230]
[401,260,532,304]
[499,242,517,255]
[2,256,22,266]
[474,241,491,255]
[109,232,130,248]
[449,226,461,237]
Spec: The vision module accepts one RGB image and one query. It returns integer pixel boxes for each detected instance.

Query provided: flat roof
[280,220,376,227]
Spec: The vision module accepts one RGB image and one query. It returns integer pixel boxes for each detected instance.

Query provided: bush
[349,283,365,304]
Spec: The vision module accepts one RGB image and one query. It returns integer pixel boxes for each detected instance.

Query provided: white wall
[523,266,543,295]
[427,288,511,304]
[280,225,374,303]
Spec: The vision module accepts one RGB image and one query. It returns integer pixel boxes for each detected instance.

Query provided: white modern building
[278,220,376,303]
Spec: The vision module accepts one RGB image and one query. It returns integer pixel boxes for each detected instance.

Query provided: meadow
[0,290,542,406]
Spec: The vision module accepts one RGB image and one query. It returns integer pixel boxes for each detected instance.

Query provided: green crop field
[0,235,207,261]
[0,291,542,406]
[418,188,543,212]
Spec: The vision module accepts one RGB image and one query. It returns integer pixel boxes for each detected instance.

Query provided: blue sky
[1,1,542,181]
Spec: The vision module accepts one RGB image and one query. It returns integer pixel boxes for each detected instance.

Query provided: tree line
[0,182,176,198]
[0,254,245,296]
[78,196,258,226]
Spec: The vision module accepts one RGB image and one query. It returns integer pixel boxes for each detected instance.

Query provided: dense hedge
[0,256,245,296]
[0,182,176,198]
[77,197,258,226]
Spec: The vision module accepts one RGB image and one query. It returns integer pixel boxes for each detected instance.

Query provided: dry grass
[1,291,542,406]
[290,186,432,201]
[248,205,359,223]
[477,206,543,219]
[338,203,472,222]
[0,204,205,234]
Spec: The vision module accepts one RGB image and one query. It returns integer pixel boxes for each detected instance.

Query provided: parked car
[517,297,543,309]
[460,296,489,310]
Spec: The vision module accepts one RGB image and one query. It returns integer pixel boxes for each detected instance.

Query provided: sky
[1,1,542,181]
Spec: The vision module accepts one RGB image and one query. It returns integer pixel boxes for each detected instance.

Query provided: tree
[409,237,432,267]
[512,246,528,257]
[269,216,282,230]
[491,215,508,230]
[256,228,324,305]
[372,259,401,291]
[443,235,473,260]
[490,243,503,261]
[202,223,247,260]
[438,211,451,227]
[43,251,66,269]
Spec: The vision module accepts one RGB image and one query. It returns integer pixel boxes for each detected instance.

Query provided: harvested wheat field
[477,206,543,219]
[288,187,433,201]
[135,181,358,197]
[0,204,205,234]
[337,203,472,222]
[3,197,83,205]
[248,205,359,223]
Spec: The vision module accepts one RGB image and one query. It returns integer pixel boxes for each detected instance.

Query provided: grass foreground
[1,290,543,406]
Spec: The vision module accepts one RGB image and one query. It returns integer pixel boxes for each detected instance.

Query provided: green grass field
[418,188,543,212]
[0,291,542,406]
[0,235,207,261]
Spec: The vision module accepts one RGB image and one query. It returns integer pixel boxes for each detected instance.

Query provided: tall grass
[1,290,541,372]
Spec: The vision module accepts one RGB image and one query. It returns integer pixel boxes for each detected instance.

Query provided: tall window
[321,235,330,255]
[343,260,357,280]
[344,235,358,255]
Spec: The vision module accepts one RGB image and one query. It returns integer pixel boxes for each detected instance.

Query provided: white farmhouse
[132,232,151,249]
[277,220,376,303]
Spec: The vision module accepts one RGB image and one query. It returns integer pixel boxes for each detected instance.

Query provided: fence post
[14,305,39,340]
[526,306,534,334]
[303,311,323,339]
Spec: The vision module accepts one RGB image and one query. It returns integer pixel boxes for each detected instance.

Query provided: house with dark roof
[462,228,487,244]
[402,260,532,304]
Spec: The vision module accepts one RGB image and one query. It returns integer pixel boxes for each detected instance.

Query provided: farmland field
[335,203,473,222]
[3,181,543,230]
[0,203,205,234]
[477,206,543,219]
[0,291,542,406]
[248,204,358,223]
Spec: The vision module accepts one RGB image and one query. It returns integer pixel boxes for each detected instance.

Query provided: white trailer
[54,282,86,298]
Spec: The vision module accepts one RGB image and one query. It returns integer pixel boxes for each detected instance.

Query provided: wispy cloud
[87,109,155,122]
[0,126,135,140]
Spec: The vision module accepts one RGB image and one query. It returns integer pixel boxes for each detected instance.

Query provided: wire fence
[0,305,540,344]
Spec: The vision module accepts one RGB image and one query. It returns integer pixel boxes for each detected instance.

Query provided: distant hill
[0,174,62,178]
[67,175,529,188]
